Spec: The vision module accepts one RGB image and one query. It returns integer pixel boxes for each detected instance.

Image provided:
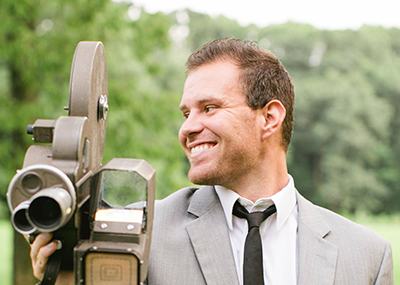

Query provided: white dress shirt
[215,175,298,285]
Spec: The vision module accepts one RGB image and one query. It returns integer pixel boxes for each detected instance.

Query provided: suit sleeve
[374,240,394,285]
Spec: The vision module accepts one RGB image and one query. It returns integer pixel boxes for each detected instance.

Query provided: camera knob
[27,125,33,135]
[98,94,108,121]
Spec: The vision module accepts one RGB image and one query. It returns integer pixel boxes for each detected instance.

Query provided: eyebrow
[179,103,187,112]
[179,97,223,111]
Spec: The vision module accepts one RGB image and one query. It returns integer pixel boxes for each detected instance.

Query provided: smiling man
[30,38,393,285]
[179,60,288,199]
[147,38,393,285]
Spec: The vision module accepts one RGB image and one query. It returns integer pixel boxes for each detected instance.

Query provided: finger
[30,232,53,262]
[32,240,58,280]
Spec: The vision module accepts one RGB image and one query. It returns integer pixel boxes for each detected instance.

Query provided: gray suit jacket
[147,186,393,284]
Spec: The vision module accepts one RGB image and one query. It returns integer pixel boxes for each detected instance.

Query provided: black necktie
[233,201,276,285]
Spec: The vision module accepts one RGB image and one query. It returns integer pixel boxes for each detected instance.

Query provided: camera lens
[7,165,76,234]
[14,208,33,231]
[26,188,73,232]
[11,201,36,234]
[28,197,61,229]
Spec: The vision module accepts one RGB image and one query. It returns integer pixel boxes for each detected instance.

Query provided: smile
[190,143,216,155]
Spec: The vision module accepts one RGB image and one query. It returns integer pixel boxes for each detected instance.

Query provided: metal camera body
[75,158,155,285]
[6,42,155,285]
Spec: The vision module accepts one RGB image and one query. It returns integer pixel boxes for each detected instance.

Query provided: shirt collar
[215,175,297,231]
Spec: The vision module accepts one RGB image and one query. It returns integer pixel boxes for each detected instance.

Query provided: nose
[179,112,203,138]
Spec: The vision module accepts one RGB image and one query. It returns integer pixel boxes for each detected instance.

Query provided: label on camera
[95,209,143,223]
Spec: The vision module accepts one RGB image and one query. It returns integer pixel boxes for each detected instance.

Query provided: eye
[182,111,190,119]
[205,106,217,113]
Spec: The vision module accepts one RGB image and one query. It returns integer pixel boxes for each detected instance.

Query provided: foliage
[261,24,400,213]
[0,0,190,216]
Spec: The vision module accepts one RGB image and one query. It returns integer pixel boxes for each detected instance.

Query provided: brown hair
[186,37,295,151]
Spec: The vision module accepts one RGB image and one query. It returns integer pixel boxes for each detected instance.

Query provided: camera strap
[39,249,63,285]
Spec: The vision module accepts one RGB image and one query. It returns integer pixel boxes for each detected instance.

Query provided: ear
[260,99,286,141]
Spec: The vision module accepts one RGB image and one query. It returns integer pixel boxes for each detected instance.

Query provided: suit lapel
[184,187,338,285]
[186,186,240,285]
[296,192,338,285]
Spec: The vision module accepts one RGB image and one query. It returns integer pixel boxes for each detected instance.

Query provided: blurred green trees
[0,0,189,220]
[257,24,400,213]
[1,1,400,219]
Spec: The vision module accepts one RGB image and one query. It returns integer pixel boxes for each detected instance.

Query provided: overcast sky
[132,0,400,30]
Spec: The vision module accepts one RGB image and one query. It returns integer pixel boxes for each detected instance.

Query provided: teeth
[191,144,213,154]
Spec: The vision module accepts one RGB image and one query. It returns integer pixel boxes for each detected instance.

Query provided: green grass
[0,220,12,285]
[0,215,398,285]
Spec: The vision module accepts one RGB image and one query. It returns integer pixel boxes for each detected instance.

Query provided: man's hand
[30,233,73,285]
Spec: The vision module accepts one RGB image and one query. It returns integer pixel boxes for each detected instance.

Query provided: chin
[188,168,221,186]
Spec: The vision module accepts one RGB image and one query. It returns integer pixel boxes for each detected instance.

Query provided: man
[31,38,393,284]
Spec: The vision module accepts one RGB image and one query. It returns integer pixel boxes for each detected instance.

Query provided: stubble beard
[188,166,225,186]
[187,153,253,188]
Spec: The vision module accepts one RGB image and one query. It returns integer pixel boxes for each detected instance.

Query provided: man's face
[179,60,264,188]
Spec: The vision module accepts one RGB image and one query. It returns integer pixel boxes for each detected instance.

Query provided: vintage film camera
[6,42,155,285]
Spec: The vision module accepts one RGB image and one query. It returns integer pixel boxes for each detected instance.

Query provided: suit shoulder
[309,204,394,283]
[153,186,200,220]
[298,193,388,245]
[156,186,199,208]
[315,205,389,245]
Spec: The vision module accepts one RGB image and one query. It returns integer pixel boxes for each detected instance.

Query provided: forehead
[180,61,243,109]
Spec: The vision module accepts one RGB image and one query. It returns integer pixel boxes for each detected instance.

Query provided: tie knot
[233,201,276,230]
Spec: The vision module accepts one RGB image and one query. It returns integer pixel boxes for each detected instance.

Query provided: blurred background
[0,0,399,283]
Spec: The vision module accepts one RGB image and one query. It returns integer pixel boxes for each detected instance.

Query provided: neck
[226,157,289,202]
